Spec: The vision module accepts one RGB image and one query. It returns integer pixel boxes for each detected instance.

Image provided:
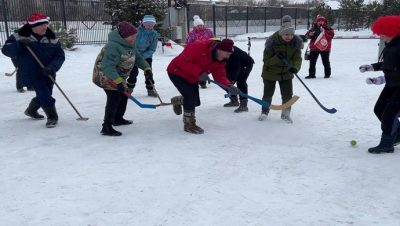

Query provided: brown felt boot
[171,96,183,115]
[183,111,204,134]
[234,99,248,113]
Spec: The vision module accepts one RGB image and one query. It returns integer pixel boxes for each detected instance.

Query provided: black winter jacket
[372,36,400,87]
[226,46,254,82]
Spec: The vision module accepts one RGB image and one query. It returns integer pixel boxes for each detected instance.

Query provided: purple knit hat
[118,21,137,38]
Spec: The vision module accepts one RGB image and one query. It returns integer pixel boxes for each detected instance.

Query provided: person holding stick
[2,12,65,128]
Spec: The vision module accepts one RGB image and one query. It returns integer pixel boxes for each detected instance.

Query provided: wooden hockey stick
[5,69,16,77]
[270,95,300,110]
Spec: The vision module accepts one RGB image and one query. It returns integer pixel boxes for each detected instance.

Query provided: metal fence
[186,4,310,38]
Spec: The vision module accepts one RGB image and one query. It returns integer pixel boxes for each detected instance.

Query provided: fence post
[186,5,190,37]
[246,6,249,34]
[307,8,310,29]
[212,3,216,36]
[1,0,10,38]
[225,5,228,38]
[60,0,67,29]
[294,8,297,30]
[264,7,267,32]
[280,5,283,23]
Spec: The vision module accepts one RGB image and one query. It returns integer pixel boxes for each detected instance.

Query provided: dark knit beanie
[118,21,137,38]
[217,39,234,53]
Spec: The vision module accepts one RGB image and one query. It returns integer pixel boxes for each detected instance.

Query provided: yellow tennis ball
[350,140,357,146]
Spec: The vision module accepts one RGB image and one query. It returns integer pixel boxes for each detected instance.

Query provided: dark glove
[199,72,210,83]
[116,83,126,93]
[42,66,54,76]
[289,67,298,74]
[227,85,240,96]
[144,70,153,80]
[19,39,33,46]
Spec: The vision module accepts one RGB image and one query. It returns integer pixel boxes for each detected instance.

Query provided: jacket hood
[108,30,134,48]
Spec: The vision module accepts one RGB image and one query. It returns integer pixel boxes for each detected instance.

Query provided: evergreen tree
[104,0,166,28]
[339,0,364,31]
[311,2,334,27]
[383,0,400,15]
[364,1,383,28]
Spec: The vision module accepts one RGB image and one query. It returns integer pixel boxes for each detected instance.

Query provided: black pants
[103,89,128,125]
[262,79,293,111]
[228,64,252,100]
[374,86,400,136]
[16,71,32,90]
[129,58,155,90]
[169,73,200,111]
[308,51,331,77]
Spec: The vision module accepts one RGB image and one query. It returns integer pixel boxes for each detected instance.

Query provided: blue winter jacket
[1,25,65,86]
[135,26,159,59]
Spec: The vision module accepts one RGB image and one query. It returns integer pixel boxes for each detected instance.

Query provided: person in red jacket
[167,39,240,134]
[304,15,334,79]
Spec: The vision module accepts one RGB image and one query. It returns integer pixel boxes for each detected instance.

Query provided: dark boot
[43,106,58,128]
[234,99,248,113]
[183,111,204,134]
[305,75,316,79]
[368,133,395,154]
[113,118,133,126]
[223,96,239,107]
[393,127,400,146]
[101,123,122,136]
[171,96,183,115]
[24,99,45,120]
[199,81,207,89]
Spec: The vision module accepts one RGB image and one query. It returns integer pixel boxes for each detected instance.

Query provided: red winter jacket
[167,40,232,86]
[306,16,335,52]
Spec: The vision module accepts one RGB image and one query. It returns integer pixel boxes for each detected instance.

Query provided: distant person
[359,15,400,154]
[2,12,65,128]
[259,15,302,123]
[223,45,254,113]
[168,39,239,134]
[304,15,334,79]
[128,15,159,97]
[92,21,153,136]
[186,15,215,89]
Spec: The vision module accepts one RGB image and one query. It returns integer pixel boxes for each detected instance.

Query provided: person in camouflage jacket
[93,21,152,136]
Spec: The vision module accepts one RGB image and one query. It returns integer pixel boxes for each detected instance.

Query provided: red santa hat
[372,15,400,37]
[28,13,49,27]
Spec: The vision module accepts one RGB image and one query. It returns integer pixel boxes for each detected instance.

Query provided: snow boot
[368,133,395,154]
[393,127,400,146]
[199,81,207,89]
[113,118,133,126]
[183,111,204,134]
[17,88,25,93]
[101,123,122,136]
[281,108,293,124]
[147,89,158,97]
[171,96,183,115]
[43,106,58,128]
[24,99,45,120]
[258,108,269,121]
[223,96,239,107]
[234,99,248,113]
[305,75,316,79]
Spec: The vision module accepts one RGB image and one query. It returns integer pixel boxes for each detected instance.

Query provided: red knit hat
[118,21,137,38]
[372,15,400,37]
[217,39,234,53]
[28,13,49,27]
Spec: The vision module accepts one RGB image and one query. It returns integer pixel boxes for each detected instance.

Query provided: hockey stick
[5,69,16,77]
[147,80,172,106]
[209,79,298,110]
[247,37,251,56]
[107,79,157,109]
[278,56,337,114]
[25,46,89,121]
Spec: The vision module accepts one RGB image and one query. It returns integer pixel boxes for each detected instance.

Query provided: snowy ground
[1,30,400,226]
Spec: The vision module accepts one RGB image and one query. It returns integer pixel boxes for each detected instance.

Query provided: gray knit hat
[279,15,295,35]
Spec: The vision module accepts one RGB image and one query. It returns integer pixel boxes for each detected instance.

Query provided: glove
[227,85,240,96]
[366,76,385,85]
[42,66,54,76]
[199,72,210,83]
[359,64,374,73]
[289,67,298,74]
[116,82,126,93]
[19,39,33,46]
[144,70,153,80]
